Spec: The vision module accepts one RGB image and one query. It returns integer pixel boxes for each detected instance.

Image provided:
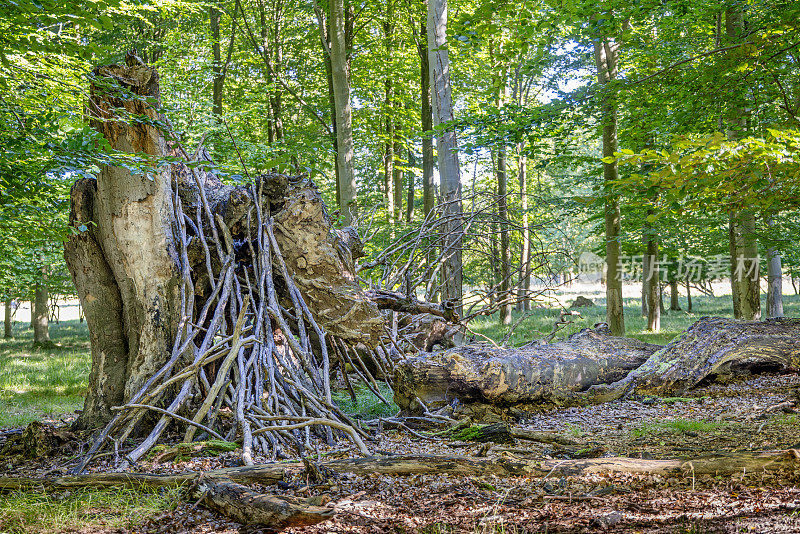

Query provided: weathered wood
[193,477,332,528]
[394,324,661,417]
[0,465,285,492]
[592,317,800,400]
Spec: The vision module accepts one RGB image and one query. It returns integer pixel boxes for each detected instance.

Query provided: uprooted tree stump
[395,317,800,419]
[64,53,402,471]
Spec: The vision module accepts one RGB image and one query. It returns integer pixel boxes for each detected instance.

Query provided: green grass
[470,291,800,347]
[0,319,90,429]
[631,418,725,438]
[332,381,398,419]
[0,486,183,533]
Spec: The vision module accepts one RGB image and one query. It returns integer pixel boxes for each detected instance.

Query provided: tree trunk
[4,298,11,339]
[395,324,661,419]
[516,146,530,312]
[397,317,800,419]
[418,12,435,219]
[767,246,784,318]
[393,137,403,223]
[646,234,660,332]
[729,212,742,318]
[593,22,625,336]
[65,55,181,426]
[598,317,800,400]
[685,279,692,312]
[330,0,357,223]
[724,8,760,321]
[406,147,415,223]
[641,250,648,317]
[33,274,51,348]
[493,55,511,326]
[733,210,761,320]
[669,277,681,311]
[383,5,395,223]
[428,0,463,315]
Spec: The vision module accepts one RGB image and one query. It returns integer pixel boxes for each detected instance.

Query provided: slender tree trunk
[516,146,530,312]
[669,278,681,311]
[645,230,660,332]
[330,0,357,223]
[641,236,649,317]
[593,24,625,336]
[4,297,12,339]
[686,280,692,312]
[406,147,415,223]
[418,13,435,219]
[383,5,395,222]
[492,53,511,326]
[393,137,403,223]
[428,0,462,315]
[729,213,742,318]
[33,275,51,347]
[767,246,784,318]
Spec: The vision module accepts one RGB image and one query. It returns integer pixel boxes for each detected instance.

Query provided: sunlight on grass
[631,418,725,438]
[0,320,90,428]
[332,382,398,419]
[0,486,183,534]
[470,292,800,347]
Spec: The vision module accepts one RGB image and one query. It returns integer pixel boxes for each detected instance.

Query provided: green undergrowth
[332,381,398,419]
[0,320,90,429]
[631,418,726,438]
[0,485,183,533]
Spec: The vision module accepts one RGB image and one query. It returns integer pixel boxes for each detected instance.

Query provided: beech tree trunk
[33,277,51,347]
[4,298,11,339]
[593,19,625,336]
[65,56,181,428]
[330,0,357,223]
[767,246,784,318]
[428,0,463,315]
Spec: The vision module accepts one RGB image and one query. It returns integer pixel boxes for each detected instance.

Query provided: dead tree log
[192,477,332,529]
[591,316,800,401]
[395,318,800,419]
[394,324,661,418]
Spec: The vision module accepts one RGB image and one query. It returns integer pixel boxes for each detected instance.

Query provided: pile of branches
[76,166,401,472]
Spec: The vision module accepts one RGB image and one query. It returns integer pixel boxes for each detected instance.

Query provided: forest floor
[2,292,800,533]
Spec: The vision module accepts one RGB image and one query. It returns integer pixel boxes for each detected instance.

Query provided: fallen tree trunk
[4,450,797,493]
[592,317,800,400]
[394,324,661,419]
[395,318,800,419]
[192,477,332,529]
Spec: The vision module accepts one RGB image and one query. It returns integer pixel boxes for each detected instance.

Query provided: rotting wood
[191,476,333,529]
[4,450,797,494]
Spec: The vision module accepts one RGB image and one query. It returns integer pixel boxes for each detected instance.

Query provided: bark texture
[397,318,800,419]
[394,324,661,418]
[596,317,800,399]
